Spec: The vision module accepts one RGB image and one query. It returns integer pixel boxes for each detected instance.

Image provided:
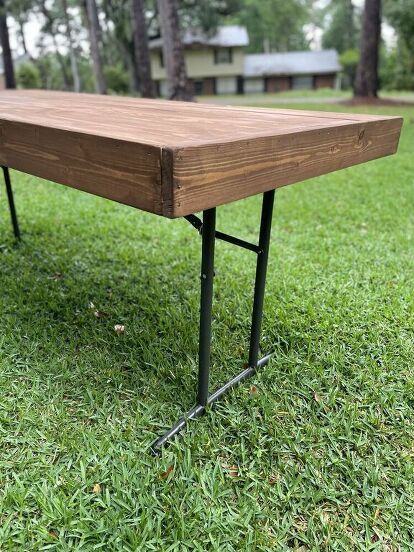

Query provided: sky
[8,15,41,56]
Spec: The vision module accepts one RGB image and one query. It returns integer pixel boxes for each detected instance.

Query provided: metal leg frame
[1,166,20,240]
[151,190,275,452]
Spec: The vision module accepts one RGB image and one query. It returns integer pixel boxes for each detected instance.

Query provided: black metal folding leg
[151,190,275,453]
[197,208,216,407]
[249,190,275,368]
[1,166,20,240]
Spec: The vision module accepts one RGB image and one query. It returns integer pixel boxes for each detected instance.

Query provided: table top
[0,90,402,217]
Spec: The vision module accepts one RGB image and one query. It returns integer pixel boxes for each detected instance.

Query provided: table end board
[163,115,403,218]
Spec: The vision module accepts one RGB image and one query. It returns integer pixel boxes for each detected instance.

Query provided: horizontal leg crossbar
[184,214,262,254]
[150,353,272,453]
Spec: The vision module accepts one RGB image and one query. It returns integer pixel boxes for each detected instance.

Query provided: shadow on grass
[0,223,311,435]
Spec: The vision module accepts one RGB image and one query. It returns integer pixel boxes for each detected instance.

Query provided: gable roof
[244,50,341,77]
[149,25,249,50]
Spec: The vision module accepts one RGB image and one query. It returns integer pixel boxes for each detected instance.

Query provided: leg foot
[150,353,272,454]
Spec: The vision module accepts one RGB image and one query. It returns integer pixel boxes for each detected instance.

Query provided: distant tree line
[0,0,413,100]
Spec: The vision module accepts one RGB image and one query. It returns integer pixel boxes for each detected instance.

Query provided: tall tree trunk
[102,0,140,93]
[157,0,193,101]
[62,0,81,92]
[52,34,70,90]
[85,0,106,94]
[127,48,141,93]
[0,0,16,89]
[354,0,381,97]
[100,7,113,65]
[131,0,155,98]
[18,18,29,57]
[39,1,70,90]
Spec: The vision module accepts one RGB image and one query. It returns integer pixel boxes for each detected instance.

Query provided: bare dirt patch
[341,96,414,107]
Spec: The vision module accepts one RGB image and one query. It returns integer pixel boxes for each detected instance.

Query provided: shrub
[339,49,359,90]
[17,63,41,89]
[380,44,414,91]
[104,65,130,94]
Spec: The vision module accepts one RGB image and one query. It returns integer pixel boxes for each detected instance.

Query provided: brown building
[243,50,341,94]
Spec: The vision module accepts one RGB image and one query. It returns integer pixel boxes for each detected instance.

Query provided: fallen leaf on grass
[227,465,239,478]
[250,384,258,395]
[313,391,322,403]
[269,473,279,485]
[92,483,102,494]
[160,465,174,479]
[313,391,330,412]
[371,532,380,543]
[114,324,125,334]
[94,310,108,318]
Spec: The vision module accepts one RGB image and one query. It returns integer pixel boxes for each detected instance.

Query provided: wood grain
[0,90,402,217]
[170,118,402,216]
[0,119,163,214]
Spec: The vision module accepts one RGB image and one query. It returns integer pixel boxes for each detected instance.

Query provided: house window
[292,75,313,90]
[159,80,168,97]
[159,51,164,68]
[193,80,204,95]
[214,48,233,64]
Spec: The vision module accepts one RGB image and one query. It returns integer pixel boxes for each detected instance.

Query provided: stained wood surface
[0,90,402,217]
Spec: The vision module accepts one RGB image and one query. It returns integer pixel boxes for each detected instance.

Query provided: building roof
[149,25,249,50]
[244,49,341,78]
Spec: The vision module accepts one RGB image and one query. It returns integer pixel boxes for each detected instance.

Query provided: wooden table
[0,90,402,451]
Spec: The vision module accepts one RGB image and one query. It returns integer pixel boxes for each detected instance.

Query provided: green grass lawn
[197,88,351,103]
[197,88,414,104]
[1,101,413,551]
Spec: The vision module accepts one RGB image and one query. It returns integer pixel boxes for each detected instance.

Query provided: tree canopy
[236,0,310,53]
[0,0,412,96]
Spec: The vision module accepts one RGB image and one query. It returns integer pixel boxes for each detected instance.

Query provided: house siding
[244,77,264,94]
[150,47,244,81]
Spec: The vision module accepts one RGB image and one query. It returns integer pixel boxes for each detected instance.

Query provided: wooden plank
[0,90,403,217]
[169,118,403,217]
[0,90,398,146]
[0,90,361,146]
[0,119,163,214]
